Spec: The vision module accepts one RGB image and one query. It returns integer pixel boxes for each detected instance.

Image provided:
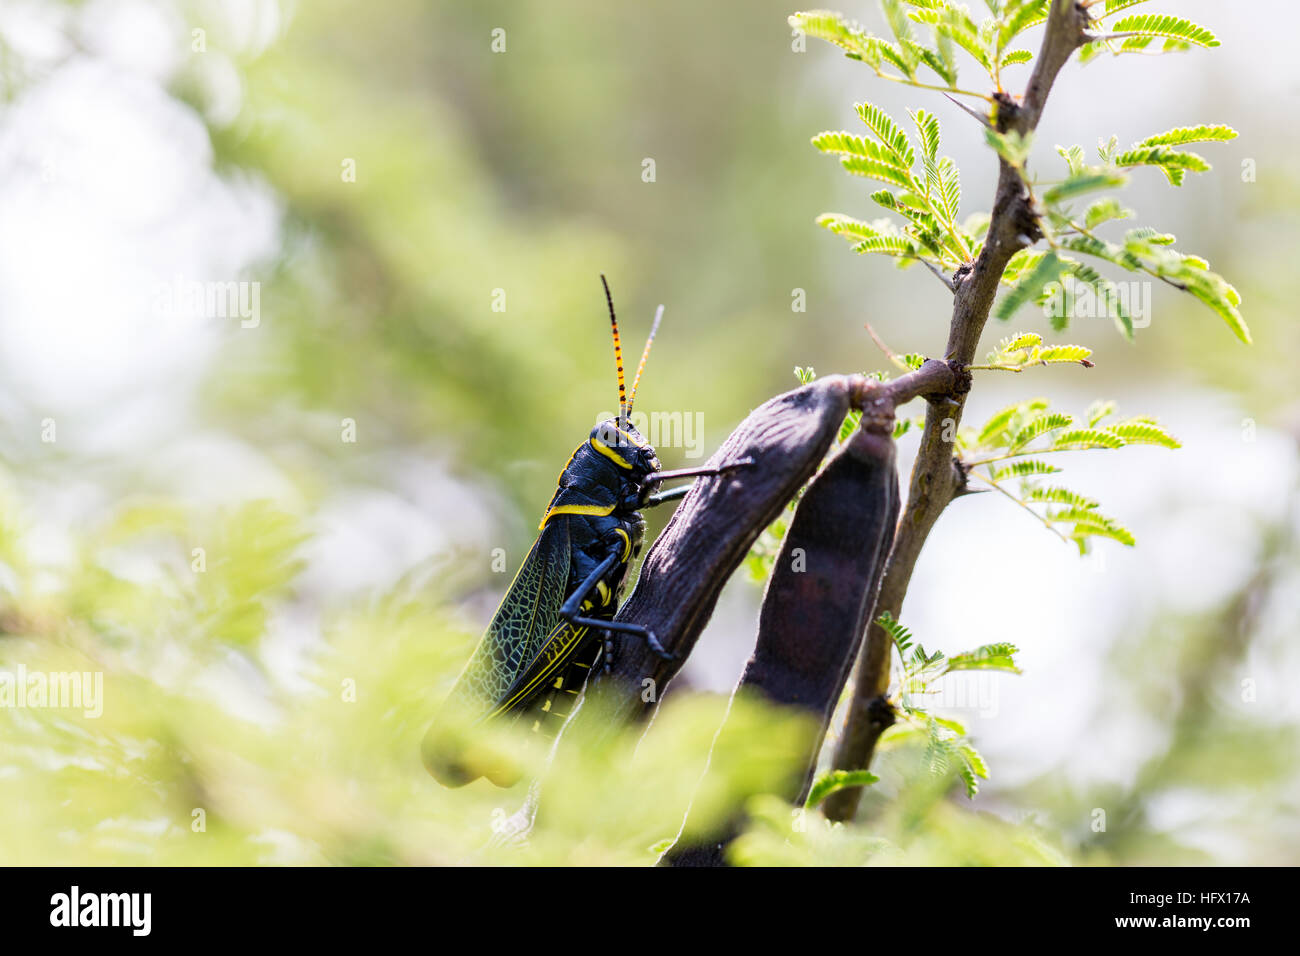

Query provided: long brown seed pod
[576,375,858,728]
[664,415,900,866]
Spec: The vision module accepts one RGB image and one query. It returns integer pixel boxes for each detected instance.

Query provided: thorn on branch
[921,258,957,293]
[951,458,985,499]
[942,92,991,129]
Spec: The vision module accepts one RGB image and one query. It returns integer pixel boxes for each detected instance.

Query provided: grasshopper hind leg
[594,623,675,675]
[558,547,677,672]
[565,615,675,675]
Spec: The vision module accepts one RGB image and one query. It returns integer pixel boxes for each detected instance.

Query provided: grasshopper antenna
[626,303,663,417]
[601,274,628,425]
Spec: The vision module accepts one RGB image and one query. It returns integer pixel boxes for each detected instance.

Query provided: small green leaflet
[995,251,1065,320]
[805,770,881,808]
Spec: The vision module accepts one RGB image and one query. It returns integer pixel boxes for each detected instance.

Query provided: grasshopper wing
[423,520,585,786]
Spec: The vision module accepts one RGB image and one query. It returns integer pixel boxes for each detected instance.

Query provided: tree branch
[822,0,1092,822]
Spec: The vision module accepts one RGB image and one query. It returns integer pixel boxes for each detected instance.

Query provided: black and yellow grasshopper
[422,276,747,788]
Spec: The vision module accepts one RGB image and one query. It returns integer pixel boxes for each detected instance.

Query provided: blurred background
[0,0,1296,865]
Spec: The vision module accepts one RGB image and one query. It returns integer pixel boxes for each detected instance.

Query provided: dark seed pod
[664,416,899,867]
[576,376,858,728]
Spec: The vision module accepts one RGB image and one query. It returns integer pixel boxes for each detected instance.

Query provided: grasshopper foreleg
[558,547,674,672]
[644,484,691,508]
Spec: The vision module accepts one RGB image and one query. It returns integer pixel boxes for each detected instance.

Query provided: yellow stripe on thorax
[538,502,616,530]
[538,440,622,529]
[589,437,634,469]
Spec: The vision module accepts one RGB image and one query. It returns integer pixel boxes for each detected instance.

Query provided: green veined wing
[444,519,572,720]
[423,519,579,786]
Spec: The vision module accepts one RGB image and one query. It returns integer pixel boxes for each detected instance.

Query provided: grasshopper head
[589,417,661,477]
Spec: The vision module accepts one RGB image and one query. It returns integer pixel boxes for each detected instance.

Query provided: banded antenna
[626,304,664,416]
[600,274,628,424]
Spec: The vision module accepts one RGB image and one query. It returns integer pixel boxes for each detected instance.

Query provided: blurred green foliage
[1,0,1297,866]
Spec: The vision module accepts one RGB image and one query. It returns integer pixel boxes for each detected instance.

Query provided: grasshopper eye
[597,423,623,447]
